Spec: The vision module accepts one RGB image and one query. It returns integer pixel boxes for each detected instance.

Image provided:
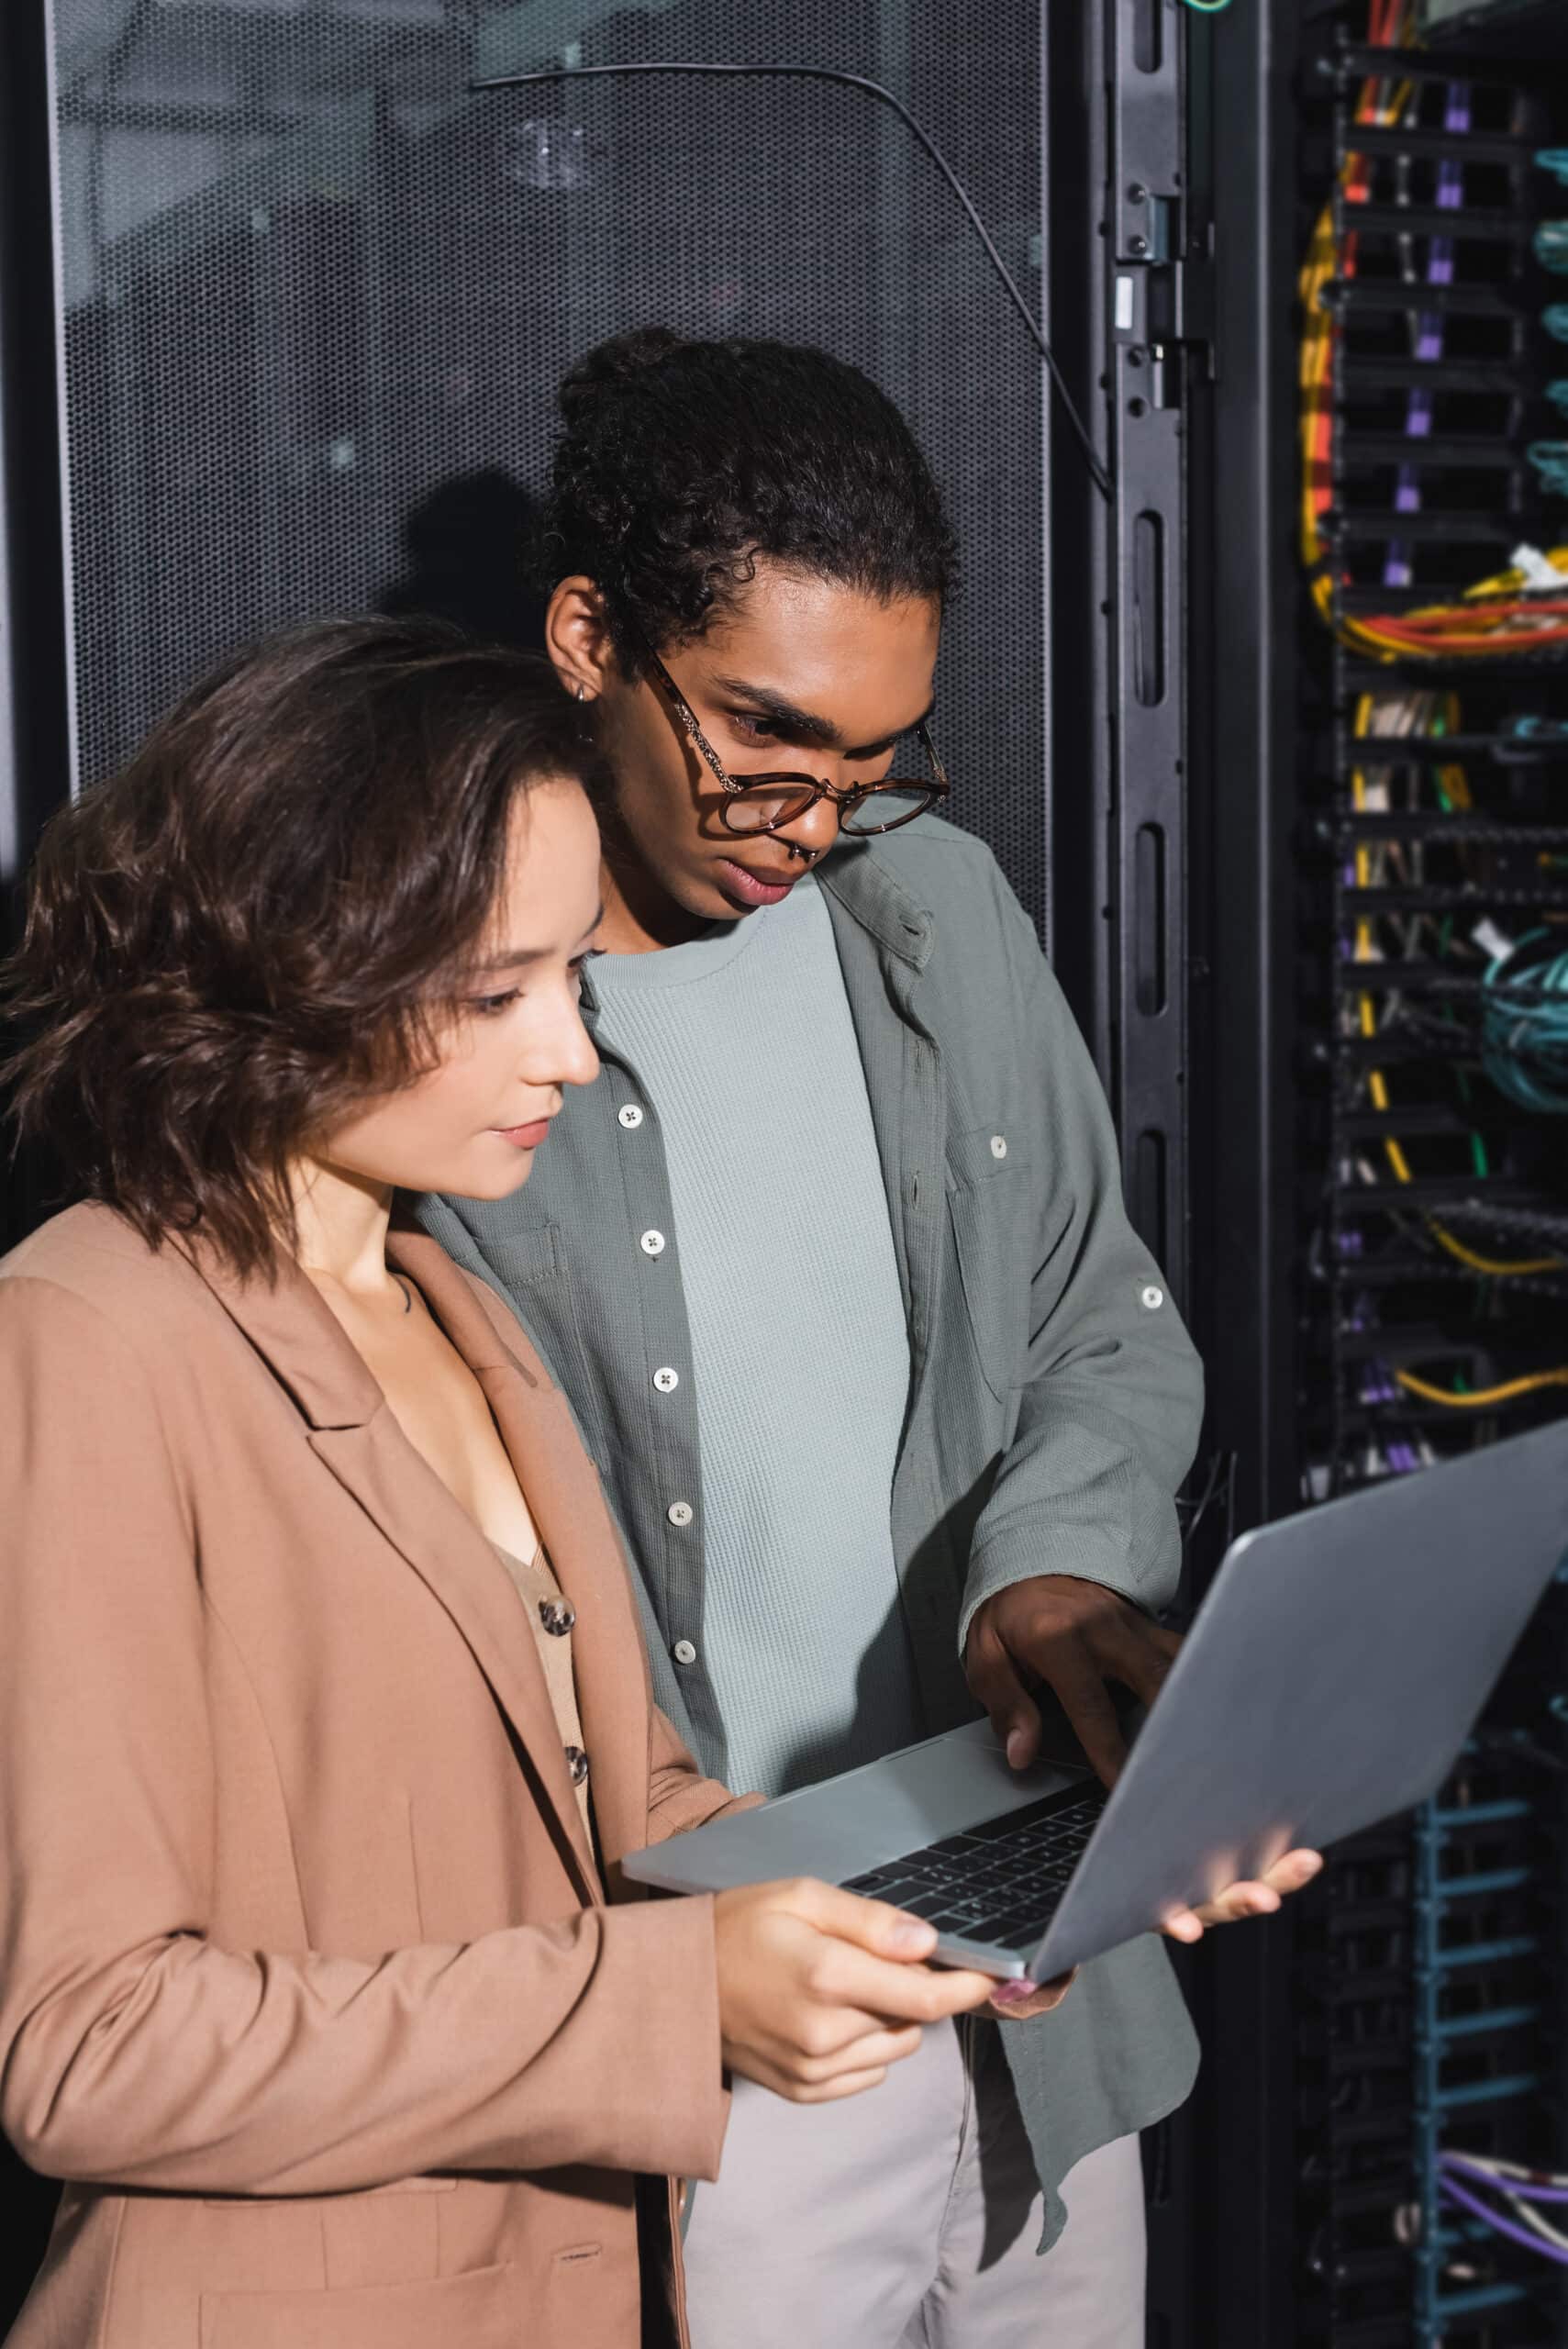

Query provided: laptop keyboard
[840,1783,1107,1954]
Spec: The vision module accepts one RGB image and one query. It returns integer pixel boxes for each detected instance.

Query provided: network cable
[1440,2150,1568,2270]
[1481,930,1568,1114]
[1396,1366,1568,1408]
[1527,442,1568,501]
[470,59,1112,501]
[1535,221,1568,273]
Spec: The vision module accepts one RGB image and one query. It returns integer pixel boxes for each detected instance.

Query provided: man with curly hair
[416,329,1307,2346]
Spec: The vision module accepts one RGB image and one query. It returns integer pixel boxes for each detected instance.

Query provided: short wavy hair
[2,617,604,1277]
[544,327,958,674]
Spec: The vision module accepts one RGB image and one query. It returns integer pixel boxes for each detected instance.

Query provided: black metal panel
[43,0,1057,941]
[1182,0,1306,2340]
[1103,0,1193,1308]
[1,3,72,1252]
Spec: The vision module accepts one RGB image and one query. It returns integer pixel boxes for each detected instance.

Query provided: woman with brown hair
[0,617,1024,2349]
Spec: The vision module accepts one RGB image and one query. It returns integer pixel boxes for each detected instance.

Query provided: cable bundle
[1346,690,1568,1300]
[1481,928,1568,1113]
[1331,549,1568,660]
[1537,221,1568,273]
[1439,2150,1568,2269]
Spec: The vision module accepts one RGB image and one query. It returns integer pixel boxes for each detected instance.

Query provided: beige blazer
[0,1203,742,2349]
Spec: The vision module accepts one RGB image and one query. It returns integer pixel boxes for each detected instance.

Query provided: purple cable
[1442,2152,1568,2205]
[1439,2172,1568,2266]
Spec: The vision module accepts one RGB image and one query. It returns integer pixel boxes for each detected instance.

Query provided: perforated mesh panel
[50,0,1050,931]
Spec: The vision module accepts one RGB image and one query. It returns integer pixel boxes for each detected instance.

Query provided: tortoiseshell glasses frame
[643,648,951,838]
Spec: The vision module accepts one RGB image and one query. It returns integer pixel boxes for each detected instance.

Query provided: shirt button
[1141,1284,1164,1310]
[639,1230,667,1257]
[539,1598,575,1638]
[617,1104,645,1130]
[652,1366,680,1394]
[673,1639,697,1666]
[667,1499,695,1528]
[990,1134,1008,1160]
[564,1745,589,1787]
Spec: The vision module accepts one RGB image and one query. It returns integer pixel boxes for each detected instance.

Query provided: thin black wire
[470,59,1114,503]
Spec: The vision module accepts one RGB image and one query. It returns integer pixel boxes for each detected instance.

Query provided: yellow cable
[1396,1367,1568,1408]
[1366,1064,1415,1183]
[1426,1223,1566,1278]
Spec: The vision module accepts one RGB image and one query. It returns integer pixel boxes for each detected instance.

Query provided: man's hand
[1159,1847,1323,1943]
[964,1580,1324,1959]
[963,1574,1180,1787]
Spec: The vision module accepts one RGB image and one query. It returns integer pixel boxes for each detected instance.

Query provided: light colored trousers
[684,2016,1146,2349]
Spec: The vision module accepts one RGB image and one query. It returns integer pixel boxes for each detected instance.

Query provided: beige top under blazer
[0,1203,748,2349]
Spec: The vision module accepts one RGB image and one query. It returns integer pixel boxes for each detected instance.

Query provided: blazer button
[564,1745,590,1787]
[539,1598,576,1637]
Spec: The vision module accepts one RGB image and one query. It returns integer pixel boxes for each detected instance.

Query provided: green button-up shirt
[414,815,1203,2247]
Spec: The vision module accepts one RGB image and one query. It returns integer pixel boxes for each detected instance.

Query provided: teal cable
[1527,441,1568,498]
[1482,930,1568,1116]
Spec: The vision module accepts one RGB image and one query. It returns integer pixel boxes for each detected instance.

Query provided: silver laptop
[624,1419,1568,1981]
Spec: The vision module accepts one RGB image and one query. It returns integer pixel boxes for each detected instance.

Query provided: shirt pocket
[945,1124,1034,1401]
[484,1224,611,1471]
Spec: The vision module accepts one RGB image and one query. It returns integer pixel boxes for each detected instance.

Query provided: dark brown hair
[2,616,604,1276]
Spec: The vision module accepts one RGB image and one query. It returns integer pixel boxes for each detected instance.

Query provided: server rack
[1192,4,1568,2342]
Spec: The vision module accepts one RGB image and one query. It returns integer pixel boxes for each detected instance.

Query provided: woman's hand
[1159,1847,1323,1943]
[714,1878,997,2104]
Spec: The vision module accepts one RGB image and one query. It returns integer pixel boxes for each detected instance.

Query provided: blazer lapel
[188,1233,602,1902]
[392,1234,659,1870]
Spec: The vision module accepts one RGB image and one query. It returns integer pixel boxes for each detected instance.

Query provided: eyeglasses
[643,649,951,839]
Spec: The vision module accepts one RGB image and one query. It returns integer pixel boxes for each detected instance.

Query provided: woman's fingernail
[1006,1730,1029,1768]
[991,1980,1034,2006]
[890,1919,935,1954]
